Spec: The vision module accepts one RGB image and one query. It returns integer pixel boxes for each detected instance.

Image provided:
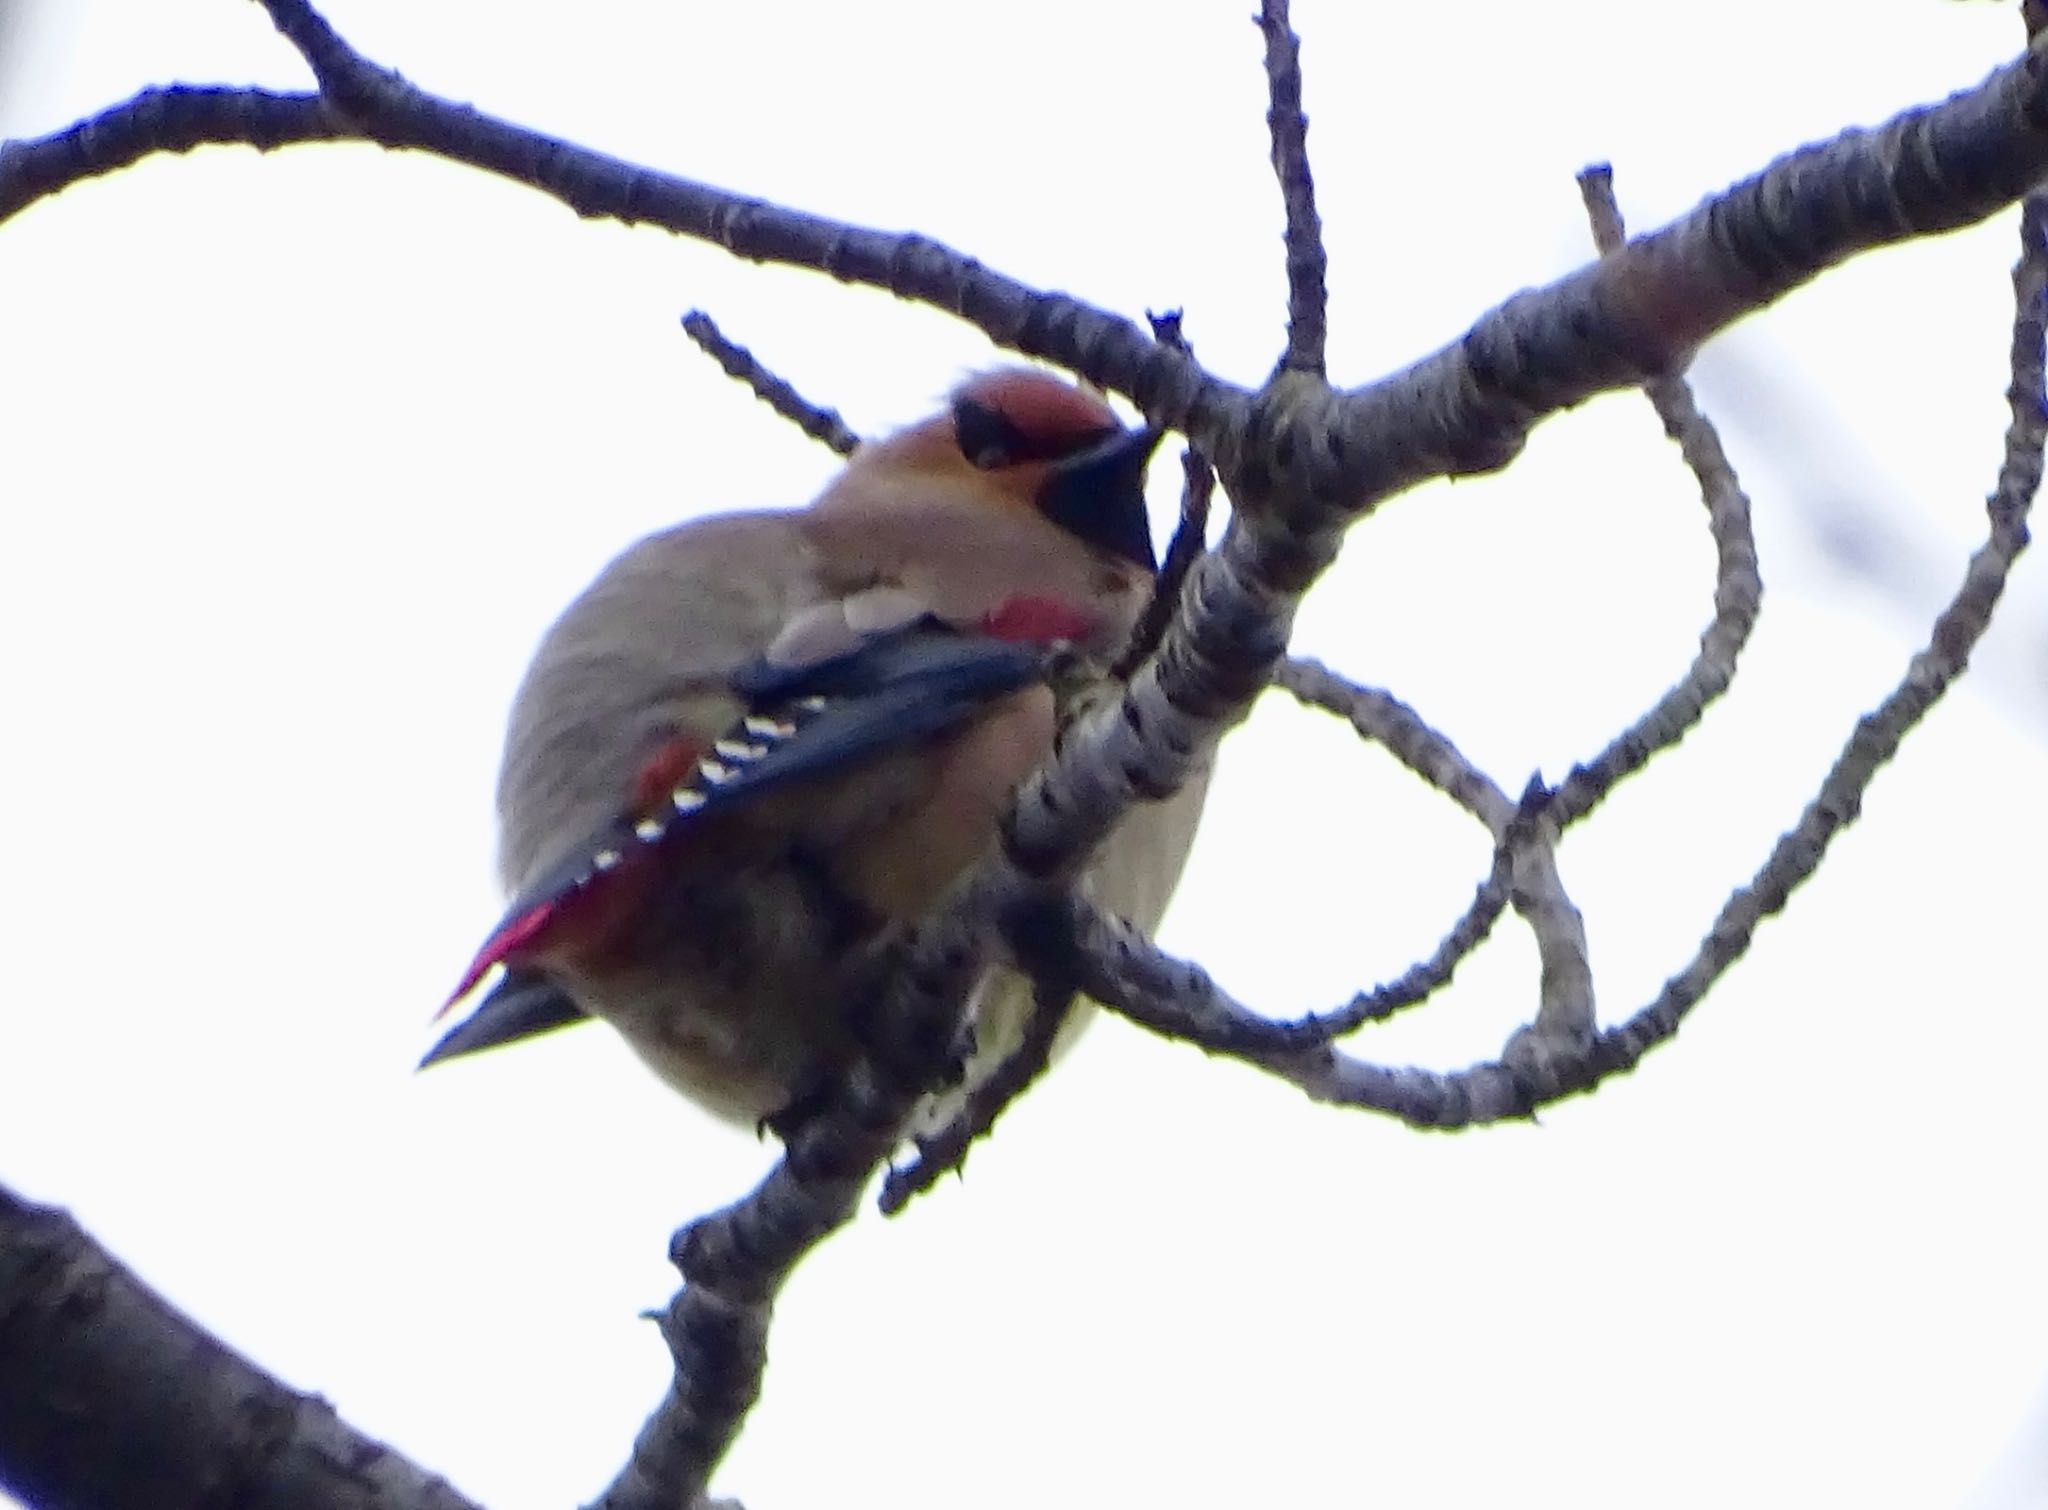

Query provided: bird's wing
[427,618,1052,1054]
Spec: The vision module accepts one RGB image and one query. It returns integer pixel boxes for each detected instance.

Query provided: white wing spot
[699,758,738,784]
[714,738,769,760]
[841,585,927,635]
[673,789,708,813]
[744,716,795,739]
[593,849,623,871]
[634,818,667,842]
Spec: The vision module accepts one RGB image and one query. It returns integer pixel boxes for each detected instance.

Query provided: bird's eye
[954,395,1121,471]
[952,396,1032,470]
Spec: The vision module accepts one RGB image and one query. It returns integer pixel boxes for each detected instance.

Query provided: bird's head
[827,368,1164,574]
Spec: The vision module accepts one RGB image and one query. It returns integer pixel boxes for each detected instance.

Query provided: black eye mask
[952,395,1117,470]
[951,395,1163,571]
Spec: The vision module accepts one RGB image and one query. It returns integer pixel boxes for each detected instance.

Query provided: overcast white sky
[4,3,2047,1508]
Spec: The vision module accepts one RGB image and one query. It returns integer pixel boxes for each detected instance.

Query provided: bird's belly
[553,858,879,1126]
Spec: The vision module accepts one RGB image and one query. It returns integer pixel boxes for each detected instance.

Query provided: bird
[425,368,1209,1135]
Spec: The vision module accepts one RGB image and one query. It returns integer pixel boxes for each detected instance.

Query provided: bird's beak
[1038,424,1165,572]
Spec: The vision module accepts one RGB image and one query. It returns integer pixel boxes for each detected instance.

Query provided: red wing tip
[433,901,560,1020]
[433,959,498,1021]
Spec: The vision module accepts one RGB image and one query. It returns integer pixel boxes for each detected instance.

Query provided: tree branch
[1051,184,2048,1126]
[0,86,347,220]
[0,1184,482,1510]
[12,14,2048,513]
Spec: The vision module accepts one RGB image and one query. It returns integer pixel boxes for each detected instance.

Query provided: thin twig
[1276,659,1512,828]
[1546,165,1764,827]
[1312,861,1512,1030]
[877,979,1077,1216]
[1114,310,1217,680]
[1268,660,1511,1032]
[1054,889,1579,1126]
[1257,0,1328,377]
[680,311,861,458]
[1500,776,1596,1049]
[593,911,996,1510]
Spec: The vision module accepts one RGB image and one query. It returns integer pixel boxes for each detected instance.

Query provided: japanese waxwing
[426,368,1210,1133]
